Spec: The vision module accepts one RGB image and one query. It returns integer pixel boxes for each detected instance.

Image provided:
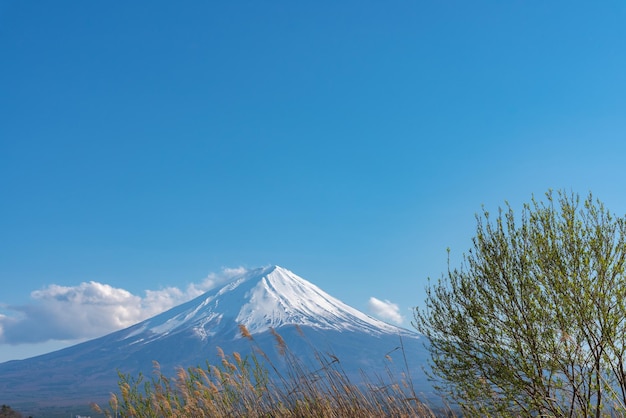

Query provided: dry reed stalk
[94,327,438,418]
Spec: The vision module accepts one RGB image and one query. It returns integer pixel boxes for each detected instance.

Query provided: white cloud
[185,266,248,298]
[0,267,247,345]
[367,297,404,325]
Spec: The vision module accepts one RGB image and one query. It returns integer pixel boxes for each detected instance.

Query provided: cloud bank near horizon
[367,297,404,325]
[0,267,247,345]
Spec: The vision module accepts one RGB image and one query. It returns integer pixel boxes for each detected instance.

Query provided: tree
[413,190,626,417]
[0,405,23,418]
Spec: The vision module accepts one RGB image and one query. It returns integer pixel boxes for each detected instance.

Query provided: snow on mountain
[0,265,432,415]
[123,265,410,343]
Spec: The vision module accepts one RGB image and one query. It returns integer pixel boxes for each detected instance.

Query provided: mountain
[0,265,432,415]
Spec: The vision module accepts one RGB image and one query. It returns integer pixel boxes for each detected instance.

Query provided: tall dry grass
[93,325,440,417]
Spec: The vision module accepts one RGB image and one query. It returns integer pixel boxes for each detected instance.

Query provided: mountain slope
[123,265,412,340]
[0,266,431,414]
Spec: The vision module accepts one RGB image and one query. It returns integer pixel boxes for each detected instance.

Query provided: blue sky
[1,1,625,362]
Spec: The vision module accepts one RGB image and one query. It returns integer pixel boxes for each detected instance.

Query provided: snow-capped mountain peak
[235,265,403,334]
[123,265,408,343]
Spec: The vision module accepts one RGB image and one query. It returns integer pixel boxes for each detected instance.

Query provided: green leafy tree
[414,190,626,417]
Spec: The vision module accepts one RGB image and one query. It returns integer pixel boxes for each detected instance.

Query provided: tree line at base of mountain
[0,405,30,418]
